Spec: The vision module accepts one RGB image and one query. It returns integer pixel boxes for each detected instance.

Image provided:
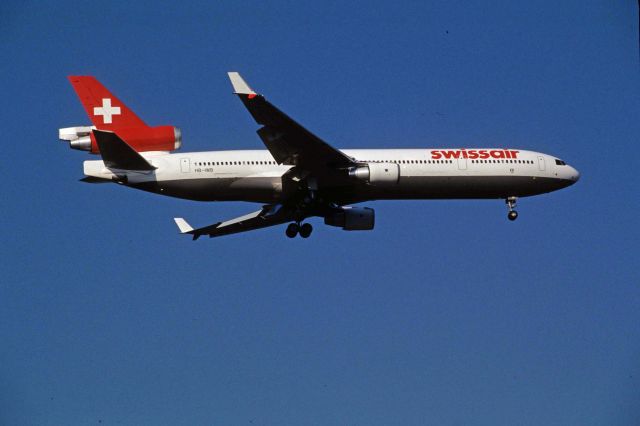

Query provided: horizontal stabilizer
[79,176,111,184]
[93,130,156,171]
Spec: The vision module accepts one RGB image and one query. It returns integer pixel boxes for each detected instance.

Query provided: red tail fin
[65,76,181,154]
[67,76,147,129]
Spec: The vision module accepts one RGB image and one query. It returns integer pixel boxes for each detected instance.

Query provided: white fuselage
[83,148,580,204]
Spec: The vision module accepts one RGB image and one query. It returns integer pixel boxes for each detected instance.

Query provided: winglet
[174,218,194,233]
[228,72,256,95]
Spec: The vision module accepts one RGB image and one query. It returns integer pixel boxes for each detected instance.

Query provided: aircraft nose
[569,166,580,182]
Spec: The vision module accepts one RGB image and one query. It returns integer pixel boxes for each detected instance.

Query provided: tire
[299,223,313,238]
[508,211,518,221]
[286,223,299,238]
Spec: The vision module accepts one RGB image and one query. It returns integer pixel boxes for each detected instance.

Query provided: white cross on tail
[93,98,121,124]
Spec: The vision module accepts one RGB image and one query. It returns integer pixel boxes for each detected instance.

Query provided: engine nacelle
[59,125,182,153]
[324,207,375,231]
[348,162,399,185]
[59,126,95,151]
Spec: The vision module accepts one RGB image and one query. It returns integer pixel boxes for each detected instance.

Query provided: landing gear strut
[506,196,518,221]
[285,222,313,238]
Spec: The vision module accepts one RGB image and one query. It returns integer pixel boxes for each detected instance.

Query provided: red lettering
[430,148,520,160]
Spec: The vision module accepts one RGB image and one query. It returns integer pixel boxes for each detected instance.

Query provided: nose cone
[569,166,580,183]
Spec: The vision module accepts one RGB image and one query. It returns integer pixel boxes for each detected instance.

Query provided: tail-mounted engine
[324,206,375,231]
[348,162,399,184]
[59,125,182,153]
[59,126,94,151]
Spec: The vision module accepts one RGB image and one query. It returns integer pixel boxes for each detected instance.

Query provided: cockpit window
[555,159,566,166]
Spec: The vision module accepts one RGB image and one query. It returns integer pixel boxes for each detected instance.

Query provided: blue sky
[1,1,639,424]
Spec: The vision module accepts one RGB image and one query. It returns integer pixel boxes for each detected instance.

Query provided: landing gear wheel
[285,223,299,238]
[299,223,313,238]
[505,196,518,222]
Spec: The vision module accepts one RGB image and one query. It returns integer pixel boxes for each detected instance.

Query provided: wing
[227,72,357,175]
[174,204,293,240]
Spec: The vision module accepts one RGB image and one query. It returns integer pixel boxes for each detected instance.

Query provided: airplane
[59,73,580,239]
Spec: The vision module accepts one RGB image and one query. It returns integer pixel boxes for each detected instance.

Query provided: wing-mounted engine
[324,206,375,231]
[59,125,182,153]
[348,162,399,185]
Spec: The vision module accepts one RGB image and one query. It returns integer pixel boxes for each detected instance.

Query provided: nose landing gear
[285,222,313,238]
[506,196,518,221]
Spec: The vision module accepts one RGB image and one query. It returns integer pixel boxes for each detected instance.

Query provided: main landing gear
[286,222,313,238]
[506,196,518,221]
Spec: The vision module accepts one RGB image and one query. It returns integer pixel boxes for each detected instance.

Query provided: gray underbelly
[131,176,282,202]
[344,175,573,203]
[128,175,572,204]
